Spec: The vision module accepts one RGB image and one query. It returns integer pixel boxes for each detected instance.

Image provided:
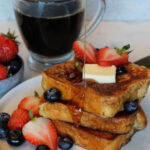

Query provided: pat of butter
[83,64,116,83]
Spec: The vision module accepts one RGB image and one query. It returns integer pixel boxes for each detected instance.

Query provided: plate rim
[0,75,42,105]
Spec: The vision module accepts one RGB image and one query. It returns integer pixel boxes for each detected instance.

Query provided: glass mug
[13,0,105,72]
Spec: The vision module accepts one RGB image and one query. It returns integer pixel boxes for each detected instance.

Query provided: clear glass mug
[13,0,105,72]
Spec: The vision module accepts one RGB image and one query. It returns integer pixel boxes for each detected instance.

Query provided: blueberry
[0,123,9,139]
[44,88,61,103]
[116,66,127,75]
[68,72,76,81]
[0,113,10,125]
[124,101,138,113]
[8,60,21,75]
[58,136,73,150]
[36,145,50,150]
[7,130,25,146]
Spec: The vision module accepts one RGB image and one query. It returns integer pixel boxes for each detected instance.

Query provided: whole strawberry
[0,64,7,80]
[0,30,19,63]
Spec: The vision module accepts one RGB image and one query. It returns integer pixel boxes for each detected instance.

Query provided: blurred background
[1,0,150,21]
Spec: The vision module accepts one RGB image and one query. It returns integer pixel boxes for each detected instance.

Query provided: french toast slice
[42,60,150,118]
[53,109,147,150]
[53,120,141,150]
[39,102,147,134]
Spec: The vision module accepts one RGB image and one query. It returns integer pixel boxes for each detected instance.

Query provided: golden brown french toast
[133,107,147,130]
[53,120,134,150]
[52,107,147,150]
[42,60,150,118]
[39,102,147,134]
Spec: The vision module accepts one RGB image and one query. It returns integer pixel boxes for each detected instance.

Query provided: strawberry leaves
[34,91,40,99]
[29,110,34,120]
[115,44,132,55]
[1,30,20,45]
[122,44,130,50]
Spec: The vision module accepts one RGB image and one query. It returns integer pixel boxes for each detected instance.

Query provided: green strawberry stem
[1,29,20,45]
[34,91,40,98]
[29,110,34,120]
[6,66,12,78]
[115,44,132,55]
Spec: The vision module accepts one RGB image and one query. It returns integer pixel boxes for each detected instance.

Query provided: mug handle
[79,0,106,39]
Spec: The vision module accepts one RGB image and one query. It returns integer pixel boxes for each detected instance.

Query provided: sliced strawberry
[18,96,41,116]
[8,109,30,130]
[73,41,96,64]
[97,47,129,66]
[22,117,57,150]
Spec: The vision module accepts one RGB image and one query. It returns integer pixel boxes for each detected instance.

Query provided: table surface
[0,21,150,82]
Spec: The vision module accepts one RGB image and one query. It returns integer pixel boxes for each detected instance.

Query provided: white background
[1,0,150,21]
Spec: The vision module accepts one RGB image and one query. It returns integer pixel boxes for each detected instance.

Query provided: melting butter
[83,64,116,83]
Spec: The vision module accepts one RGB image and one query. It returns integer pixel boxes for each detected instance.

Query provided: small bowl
[0,55,24,98]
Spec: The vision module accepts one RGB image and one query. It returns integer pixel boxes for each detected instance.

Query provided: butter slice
[83,64,116,83]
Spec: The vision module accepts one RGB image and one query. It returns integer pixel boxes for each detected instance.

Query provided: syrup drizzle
[68,1,88,126]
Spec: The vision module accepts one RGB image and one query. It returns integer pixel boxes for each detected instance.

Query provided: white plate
[0,75,150,150]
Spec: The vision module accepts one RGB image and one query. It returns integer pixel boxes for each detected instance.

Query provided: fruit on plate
[0,123,9,139]
[0,112,10,139]
[73,41,96,64]
[36,145,50,150]
[0,30,19,63]
[124,101,138,113]
[0,112,10,125]
[0,64,7,80]
[58,136,73,150]
[18,95,41,116]
[116,65,127,75]
[22,117,58,150]
[7,129,25,146]
[97,44,131,66]
[8,109,30,130]
[43,88,61,103]
[73,40,131,67]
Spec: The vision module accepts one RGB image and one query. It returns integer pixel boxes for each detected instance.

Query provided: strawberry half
[18,96,41,116]
[0,64,7,80]
[22,117,58,150]
[97,47,129,66]
[8,109,30,130]
[73,41,96,64]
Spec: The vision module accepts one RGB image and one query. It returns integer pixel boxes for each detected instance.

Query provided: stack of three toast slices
[39,60,150,150]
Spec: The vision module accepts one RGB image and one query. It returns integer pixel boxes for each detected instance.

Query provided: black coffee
[15,9,84,57]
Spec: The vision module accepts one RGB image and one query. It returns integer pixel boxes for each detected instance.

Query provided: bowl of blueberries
[0,55,24,98]
[0,30,24,98]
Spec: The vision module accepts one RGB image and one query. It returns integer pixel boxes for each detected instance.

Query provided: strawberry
[0,30,19,63]
[73,41,96,64]
[97,45,131,66]
[22,117,58,150]
[0,64,7,80]
[8,109,30,130]
[18,95,41,116]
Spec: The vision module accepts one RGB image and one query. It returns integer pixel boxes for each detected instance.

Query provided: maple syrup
[67,1,88,126]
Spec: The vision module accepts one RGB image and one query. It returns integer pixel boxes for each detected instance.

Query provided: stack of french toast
[39,58,150,150]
